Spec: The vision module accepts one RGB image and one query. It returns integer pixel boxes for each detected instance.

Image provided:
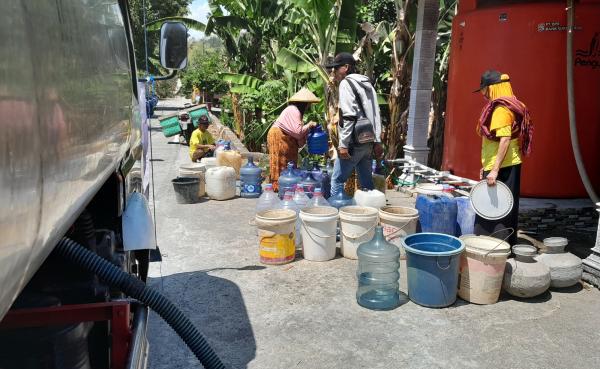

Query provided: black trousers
[474,164,521,246]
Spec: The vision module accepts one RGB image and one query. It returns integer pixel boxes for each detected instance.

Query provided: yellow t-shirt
[189,129,215,159]
[481,106,522,171]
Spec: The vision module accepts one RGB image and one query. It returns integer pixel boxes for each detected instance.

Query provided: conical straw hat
[288,87,320,103]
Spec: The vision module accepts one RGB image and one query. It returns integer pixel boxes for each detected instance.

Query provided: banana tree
[275,0,361,152]
[205,0,293,134]
[385,0,417,160]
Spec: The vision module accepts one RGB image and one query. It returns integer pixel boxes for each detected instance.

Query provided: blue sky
[188,0,209,39]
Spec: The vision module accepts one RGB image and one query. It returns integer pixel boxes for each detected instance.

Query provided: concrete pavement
[146,99,600,369]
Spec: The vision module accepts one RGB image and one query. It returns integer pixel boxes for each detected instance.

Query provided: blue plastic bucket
[402,233,465,307]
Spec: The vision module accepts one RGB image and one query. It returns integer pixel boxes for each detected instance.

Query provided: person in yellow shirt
[474,70,533,245]
[189,115,215,162]
[191,85,201,105]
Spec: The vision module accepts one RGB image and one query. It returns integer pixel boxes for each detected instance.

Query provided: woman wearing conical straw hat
[267,87,320,192]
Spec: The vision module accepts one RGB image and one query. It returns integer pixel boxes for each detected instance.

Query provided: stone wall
[518,206,599,235]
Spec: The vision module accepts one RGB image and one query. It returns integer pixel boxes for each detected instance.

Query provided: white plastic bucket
[179,163,206,197]
[378,206,419,256]
[255,209,297,265]
[458,235,511,305]
[299,207,339,261]
[339,206,379,259]
[205,166,236,200]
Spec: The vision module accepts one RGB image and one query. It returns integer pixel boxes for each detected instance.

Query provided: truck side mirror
[160,22,188,70]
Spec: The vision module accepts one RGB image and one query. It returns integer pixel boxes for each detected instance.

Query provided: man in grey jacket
[325,52,383,197]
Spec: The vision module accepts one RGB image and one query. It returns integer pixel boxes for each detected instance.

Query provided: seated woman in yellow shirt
[474,70,533,245]
[189,115,215,162]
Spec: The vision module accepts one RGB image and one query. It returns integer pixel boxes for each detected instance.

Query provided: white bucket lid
[543,237,568,247]
[459,235,511,256]
[415,183,444,195]
[469,180,514,220]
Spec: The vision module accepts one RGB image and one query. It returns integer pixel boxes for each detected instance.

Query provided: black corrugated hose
[55,237,226,369]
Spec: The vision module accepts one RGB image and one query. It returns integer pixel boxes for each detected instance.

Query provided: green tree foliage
[358,0,397,25]
[128,0,192,75]
[239,80,288,151]
[179,44,229,98]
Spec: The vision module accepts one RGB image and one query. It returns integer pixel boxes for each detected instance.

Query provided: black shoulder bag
[345,79,376,144]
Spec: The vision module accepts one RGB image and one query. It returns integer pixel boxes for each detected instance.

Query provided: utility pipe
[566,0,599,203]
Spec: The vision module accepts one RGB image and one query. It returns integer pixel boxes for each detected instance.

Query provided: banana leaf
[230,85,259,94]
[220,73,263,90]
[276,48,317,73]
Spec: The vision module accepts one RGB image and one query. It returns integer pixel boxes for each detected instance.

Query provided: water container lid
[415,183,444,195]
[459,235,511,256]
[469,180,514,220]
[543,237,568,247]
[512,244,537,257]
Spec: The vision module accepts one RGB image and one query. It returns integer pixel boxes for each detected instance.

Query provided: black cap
[198,115,210,125]
[324,52,356,69]
[473,70,509,93]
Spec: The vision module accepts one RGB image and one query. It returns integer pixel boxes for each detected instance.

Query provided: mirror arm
[137,69,177,82]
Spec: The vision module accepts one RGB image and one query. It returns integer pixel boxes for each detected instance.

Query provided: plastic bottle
[310,162,323,181]
[325,159,334,176]
[356,226,401,310]
[216,142,242,178]
[307,188,332,207]
[320,169,331,199]
[281,191,301,248]
[307,125,329,155]
[256,184,281,213]
[240,157,263,198]
[328,190,356,210]
[278,162,302,199]
[293,185,310,209]
[299,172,320,198]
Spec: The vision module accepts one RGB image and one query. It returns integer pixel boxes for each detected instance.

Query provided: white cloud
[188,0,209,40]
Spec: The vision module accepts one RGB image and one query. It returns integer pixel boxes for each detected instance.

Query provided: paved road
[146,99,600,369]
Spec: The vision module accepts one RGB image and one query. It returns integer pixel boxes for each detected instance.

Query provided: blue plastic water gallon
[307,125,329,155]
[328,191,355,209]
[306,162,330,197]
[403,233,465,307]
[299,172,320,198]
[415,194,458,235]
[320,170,331,199]
[310,162,322,181]
[240,157,263,198]
[278,162,302,199]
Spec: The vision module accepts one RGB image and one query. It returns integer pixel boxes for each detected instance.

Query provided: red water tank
[443,0,600,198]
